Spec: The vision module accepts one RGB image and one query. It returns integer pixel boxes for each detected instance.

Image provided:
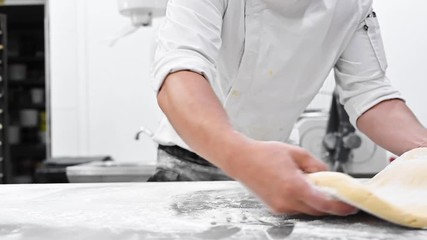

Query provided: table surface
[0,181,426,240]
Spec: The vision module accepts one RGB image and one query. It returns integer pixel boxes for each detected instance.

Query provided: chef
[147,0,427,216]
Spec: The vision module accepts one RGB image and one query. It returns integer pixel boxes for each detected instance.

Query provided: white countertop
[0,181,426,239]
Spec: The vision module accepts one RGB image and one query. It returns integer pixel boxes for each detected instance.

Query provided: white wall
[374,0,427,125]
[48,0,161,163]
[309,1,427,118]
[48,0,427,162]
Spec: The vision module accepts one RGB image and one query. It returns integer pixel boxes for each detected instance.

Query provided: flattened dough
[308,147,427,228]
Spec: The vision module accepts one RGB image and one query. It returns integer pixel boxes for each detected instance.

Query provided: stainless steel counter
[0,181,425,239]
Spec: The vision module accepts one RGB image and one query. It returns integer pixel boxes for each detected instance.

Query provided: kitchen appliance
[111,1,167,47]
[117,0,168,27]
[295,108,389,177]
[35,156,110,183]
[66,160,156,183]
[322,92,362,172]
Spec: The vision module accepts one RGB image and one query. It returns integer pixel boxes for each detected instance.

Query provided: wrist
[210,130,254,178]
[411,128,427,152]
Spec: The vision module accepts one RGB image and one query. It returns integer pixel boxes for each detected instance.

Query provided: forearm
[157,71,356,216]
[357,99,427,155]
[157,71,249,174]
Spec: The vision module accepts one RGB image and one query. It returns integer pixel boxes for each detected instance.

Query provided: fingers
[300,181,358,216]
[242,142,357,217]
[293,201,329,216]
[269,173,358,216]
[291,147,328,173]
[271,200,326,216]
[290,148,358,215]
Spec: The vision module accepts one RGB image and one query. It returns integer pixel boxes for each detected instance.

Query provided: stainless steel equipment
[66,160,155,183]
[322,93,362,172]
[295,109,389,177]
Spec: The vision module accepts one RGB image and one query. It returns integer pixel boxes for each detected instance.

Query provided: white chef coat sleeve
[151,0,226,92]
[334,10,404,128]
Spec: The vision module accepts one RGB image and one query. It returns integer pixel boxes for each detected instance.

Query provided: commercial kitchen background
[14,0,427,165]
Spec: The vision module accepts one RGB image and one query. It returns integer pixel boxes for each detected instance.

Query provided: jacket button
[364,25,369,31]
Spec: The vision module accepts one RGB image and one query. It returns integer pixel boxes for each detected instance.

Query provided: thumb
[292,148,328,173]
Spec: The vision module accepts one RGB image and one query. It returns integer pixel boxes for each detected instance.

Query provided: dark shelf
[1,4,47,184]
[10,143,46,158]
[9,103,45,110]
[8,80,44,88]
[8,55,44,63]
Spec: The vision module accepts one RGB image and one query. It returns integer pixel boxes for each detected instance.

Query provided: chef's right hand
[226,140,358,216]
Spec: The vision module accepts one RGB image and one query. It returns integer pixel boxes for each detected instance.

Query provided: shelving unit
[0,5,46,183]
[0,14,9,184]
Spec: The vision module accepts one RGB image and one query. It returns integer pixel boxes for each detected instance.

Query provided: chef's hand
[227,141,358,216]
[157,71,355,215]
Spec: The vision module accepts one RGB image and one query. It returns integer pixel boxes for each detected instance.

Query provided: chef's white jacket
[151,0,403,150]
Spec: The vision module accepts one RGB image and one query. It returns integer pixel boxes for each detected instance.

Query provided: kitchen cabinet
[0,5,46,183]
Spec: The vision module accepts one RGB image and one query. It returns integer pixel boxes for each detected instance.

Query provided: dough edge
[308,148,427,229]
